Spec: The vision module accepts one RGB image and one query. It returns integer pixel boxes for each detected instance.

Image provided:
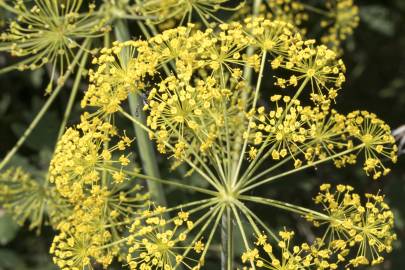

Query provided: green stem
[301,3,332,17]
[0,1,16,13]
[119,108,223,191]
[235,201,280,242]
[0,42,88,171]
[221,206,233,270]
[108,166,218,196]
[241,156,292,189]
[232,0,262,177]
[197,206,225,267]
[175,205,223,269]
[56,48,90,141]
[237,78,310,186]
[230,204,256,270]
[232,50,267,186]
[114,20,167,206]
[239,195,329,220]
[240,144,364,194]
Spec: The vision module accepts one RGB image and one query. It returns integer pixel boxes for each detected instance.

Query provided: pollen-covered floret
[321,0,360,52]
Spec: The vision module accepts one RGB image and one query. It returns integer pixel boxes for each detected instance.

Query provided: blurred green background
[0,0,404,269]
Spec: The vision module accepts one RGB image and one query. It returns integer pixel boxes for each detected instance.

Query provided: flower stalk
[113,20,167,206]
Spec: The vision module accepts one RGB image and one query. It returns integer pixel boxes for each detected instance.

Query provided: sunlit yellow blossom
[242,229,336,269]
[244,17,298,56]
[82,40,160,115]
[272,40,346,105]
[310,184,396,267]
[49,116,133,201]
[126,208,203,270]
[346,110,398,179]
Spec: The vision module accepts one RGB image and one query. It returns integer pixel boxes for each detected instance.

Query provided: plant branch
[114,20,167,206]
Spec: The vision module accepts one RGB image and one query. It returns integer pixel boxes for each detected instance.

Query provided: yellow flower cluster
[242,229,337,269]
[108,19,345,160]
[272,40,346,106]
[126,207,203,270]
[42,6,398,270]
[49,115,132,202]
[247,96,311,163]
[244,17,297,56]
[145,74,247,159]
[346,111,398,179]
[0,167,70,232]
[51,203,114,270]
[310,184,396,267]
[50,178,149,269]
[248,99,396,176]
[321,0,360,51]
[0,0,110,91]
[235,0,360,53]
[266,0,309,29]
[82,41,160,115]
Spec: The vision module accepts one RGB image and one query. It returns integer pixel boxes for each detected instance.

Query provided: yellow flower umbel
[0,0,109,92]
[51,219,113,270]
[50,179,149,270]
[244,17,297,57]
[0,167,70,233]
[82,40,160,115]
[310,184,396,267]
[126,208,203,270]
[321,0,360,52]
[61,16,399,270]
[272,40,346,106]
[242,229,336,270]
[346,111,398,179]
[145,75,246,159]
[247,96,312,164]
[49,116,133,202]
[266,0,308,29]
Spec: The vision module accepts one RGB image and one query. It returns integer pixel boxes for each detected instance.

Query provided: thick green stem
[114,20,167,206]
[221,206,233,270]
[231,204,256,270]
